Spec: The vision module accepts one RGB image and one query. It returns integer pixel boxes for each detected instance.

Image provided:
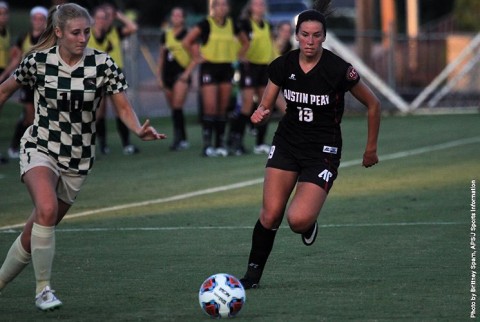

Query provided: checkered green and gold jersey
[14,46,128,175]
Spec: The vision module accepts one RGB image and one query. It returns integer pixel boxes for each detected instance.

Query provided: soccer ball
[198,273,246,318]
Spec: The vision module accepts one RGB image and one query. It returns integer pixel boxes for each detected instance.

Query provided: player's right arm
[0,76,22,110]
[182,26,203,64]
[251,79,281,125]
[0,45,22,83]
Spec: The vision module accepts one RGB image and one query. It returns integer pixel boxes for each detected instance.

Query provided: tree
[454,0,480,31]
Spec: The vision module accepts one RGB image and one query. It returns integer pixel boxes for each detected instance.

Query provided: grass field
[0,100,479,321]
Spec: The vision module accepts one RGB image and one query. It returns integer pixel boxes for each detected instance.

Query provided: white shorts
[20,148,87,205]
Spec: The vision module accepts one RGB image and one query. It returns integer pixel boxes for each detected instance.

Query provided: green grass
[0,101,479,321]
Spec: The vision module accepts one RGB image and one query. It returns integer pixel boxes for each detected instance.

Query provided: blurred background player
[183,0,245,157]
[94,2,140,155]
[273,20,293,57]
[0,1,9,81]
[227,0,274,156]
[0,6,47,160]
[157,7,196,151]
[0,1,9,164]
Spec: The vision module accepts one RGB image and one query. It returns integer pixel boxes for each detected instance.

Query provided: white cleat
[253,144,271,155]
[35,286,62,311]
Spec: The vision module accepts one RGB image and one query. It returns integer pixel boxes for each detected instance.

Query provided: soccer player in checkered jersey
[0,3,166,310]
[239,0,381,289]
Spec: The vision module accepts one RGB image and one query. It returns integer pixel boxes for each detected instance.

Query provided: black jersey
[269,49,360,158]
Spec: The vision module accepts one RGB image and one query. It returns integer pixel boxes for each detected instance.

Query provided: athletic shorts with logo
[20,144,87,205]
[162,58,191,89]
[239,62,269,88]
[199,62,234,85]
[265,135,340,193]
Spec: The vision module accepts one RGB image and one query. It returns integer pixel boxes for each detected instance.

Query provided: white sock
[31,223,55,294]
[0,234,31,290]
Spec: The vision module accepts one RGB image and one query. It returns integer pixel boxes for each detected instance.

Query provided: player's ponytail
[311,0,333,16]
[25,3,92,58]
[295,0,333,35]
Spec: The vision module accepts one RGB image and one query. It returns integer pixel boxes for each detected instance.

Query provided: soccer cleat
[123,144,140,155]
[202,146,217,157]
[215,147,228,157]
[240,277,260,290]
[170,140,189,151]
[302,221,318,246]
[35,286,62,311]
[0,153,8,164]
[231,145,246,156]
[100,145,110,155]
[253,144,271,155]
[7,148,19,159]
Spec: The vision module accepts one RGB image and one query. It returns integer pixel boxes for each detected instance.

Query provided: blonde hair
[25,3,92,57]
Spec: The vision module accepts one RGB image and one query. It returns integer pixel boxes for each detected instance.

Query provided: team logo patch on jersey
[346,66,359,81]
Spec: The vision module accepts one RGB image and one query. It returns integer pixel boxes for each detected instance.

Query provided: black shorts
[162,59,190,89]
[266,136,340,193]
[239,62,269,88]
[199,62,234,85]
[19,86,34,104]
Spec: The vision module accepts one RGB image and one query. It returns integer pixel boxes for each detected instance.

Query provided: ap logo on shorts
[318,169,333,182]
[268,146,275,159]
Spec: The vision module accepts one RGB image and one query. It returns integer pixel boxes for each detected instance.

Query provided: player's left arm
[349,79,381,168]
[117,11,138,37]
[110,91,166,141]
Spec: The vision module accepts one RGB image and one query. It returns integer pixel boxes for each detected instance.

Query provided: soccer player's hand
[137,119,167,141]
[251,105,270,125]
[362,150,379,168]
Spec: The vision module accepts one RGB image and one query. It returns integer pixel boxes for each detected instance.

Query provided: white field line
[0,221,467,234]
[1,136,479,231]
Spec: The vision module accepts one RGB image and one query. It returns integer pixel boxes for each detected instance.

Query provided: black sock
[244,219,277,282]
[202,116,215,148]
[10,119,28,150]
[214,116,227,148]
[172,109,186,142]
[256,122,268,146]
[96,118,107,148]
[116,117,130,147]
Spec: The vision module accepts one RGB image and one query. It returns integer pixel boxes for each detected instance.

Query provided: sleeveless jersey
[244,19,273,65]
[200,16,238,63]
[105,26,123,69]
[88,29,112,53]
[0,28,10,69]
[164,28,190,68]
[14,46,128,174]
[269,49,360,157]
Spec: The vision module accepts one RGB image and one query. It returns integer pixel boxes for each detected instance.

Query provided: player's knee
[34,203,58,226]
[287,215,312,234]
[259,209,282,230]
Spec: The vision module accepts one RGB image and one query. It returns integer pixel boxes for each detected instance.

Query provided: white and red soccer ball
[198,273,246,318]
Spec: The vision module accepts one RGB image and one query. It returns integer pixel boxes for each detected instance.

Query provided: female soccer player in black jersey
[0,3,166,310]
[240,5,381,289]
